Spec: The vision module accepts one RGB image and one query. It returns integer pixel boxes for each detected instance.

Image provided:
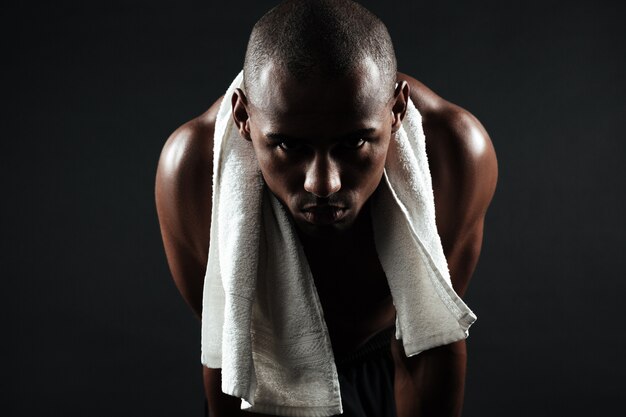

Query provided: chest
[304,240,396,355]
[310,249,390,309]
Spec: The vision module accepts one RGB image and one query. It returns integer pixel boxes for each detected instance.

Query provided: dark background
[5,0,625,416]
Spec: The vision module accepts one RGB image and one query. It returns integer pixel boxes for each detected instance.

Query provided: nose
[304,152,341,198]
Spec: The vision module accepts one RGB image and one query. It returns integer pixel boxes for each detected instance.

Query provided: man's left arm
[433,106,498,298]
[397,105,498,416]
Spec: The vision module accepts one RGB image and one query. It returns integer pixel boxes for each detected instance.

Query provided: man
[155,1,497,416]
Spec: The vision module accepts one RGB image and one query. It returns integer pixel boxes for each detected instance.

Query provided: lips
[301,205,347,225]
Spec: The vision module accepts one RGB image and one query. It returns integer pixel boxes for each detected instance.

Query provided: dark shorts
[333,326,398,417]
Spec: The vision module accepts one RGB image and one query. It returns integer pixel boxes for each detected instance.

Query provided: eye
[342,138,366,149]
[277,140,304,151]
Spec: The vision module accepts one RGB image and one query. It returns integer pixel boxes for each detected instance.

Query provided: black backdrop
[5,1,625,416]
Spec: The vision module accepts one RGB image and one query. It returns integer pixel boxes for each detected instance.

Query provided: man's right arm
[154,95,274,417]
[154,97,222,319]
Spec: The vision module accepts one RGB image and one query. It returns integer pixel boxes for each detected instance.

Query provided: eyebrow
[265,128,377,142]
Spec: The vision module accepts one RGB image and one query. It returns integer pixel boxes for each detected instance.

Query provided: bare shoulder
[155,96,224,270]
[397,72,498,294]
[157,96,224,180]
[397,71,498,228]
[397,71,496,172]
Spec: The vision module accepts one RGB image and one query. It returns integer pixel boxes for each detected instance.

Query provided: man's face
[233,60,406,238]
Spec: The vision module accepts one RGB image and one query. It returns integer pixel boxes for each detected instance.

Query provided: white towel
[201,70,477,416]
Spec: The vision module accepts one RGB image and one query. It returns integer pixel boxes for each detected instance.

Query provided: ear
[390,80,410,134]
[231,88,252,141]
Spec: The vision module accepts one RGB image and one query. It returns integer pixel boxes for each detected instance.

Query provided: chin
[293,212,357,240]
[298,223,344,238]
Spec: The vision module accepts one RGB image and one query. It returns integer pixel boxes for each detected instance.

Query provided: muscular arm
[155,97,276,417]
[155,99,222,320]
[394,73,498,417]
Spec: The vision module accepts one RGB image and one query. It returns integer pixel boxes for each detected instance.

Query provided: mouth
[300,205,347,225]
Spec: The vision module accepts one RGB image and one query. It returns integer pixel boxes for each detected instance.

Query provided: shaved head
[243,0,397,105]
[233,1,409,238]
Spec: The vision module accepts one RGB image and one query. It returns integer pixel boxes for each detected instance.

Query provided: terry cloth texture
[200,69,477,416]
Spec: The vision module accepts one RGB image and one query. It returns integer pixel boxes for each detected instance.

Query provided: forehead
[248,58,390,136]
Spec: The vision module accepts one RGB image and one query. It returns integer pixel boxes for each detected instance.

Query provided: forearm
[394,339,468,417]
[418,340,467,416]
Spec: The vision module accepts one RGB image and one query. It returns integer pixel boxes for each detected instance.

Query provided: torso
[192,70,451,358]
[159,70,496,416]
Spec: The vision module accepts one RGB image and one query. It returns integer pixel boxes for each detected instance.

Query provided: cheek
[343,142,389,191]
[369,143,389,173]
[252,143,303,194]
